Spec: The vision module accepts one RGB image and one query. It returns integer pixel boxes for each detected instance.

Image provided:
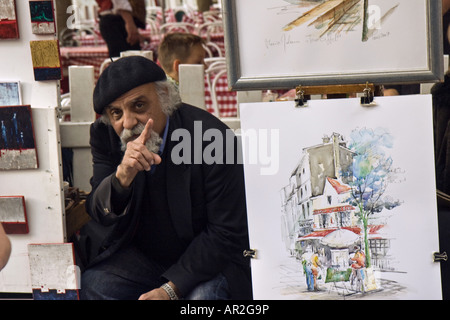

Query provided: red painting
[0,0,19,39]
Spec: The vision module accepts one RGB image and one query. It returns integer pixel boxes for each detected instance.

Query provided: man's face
[106,82,167,150]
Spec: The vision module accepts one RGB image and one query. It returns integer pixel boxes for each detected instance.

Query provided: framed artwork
[28,243,79,300]
[29,0,56,35]
[239,95,442,299]
[29,40,62,81]
[0,81,21,106]
[0,196,29,234]
[223,0,444,90]
[0,0,19,39]
[0,105,38,170]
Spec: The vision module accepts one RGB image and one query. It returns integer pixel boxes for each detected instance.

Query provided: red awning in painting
[313,205,355,215]
[298,225,385,241]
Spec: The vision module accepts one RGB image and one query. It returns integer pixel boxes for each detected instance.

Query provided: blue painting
[0,105,38,169]
[0,82,21,106]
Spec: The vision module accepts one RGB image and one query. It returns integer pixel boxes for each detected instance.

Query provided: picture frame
[223,0,444,90]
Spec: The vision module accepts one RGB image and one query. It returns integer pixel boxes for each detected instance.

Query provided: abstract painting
[28,243,79,300]
[0,0,19,39]
[0,81,21,106]
[0,196,28,234]
[0,105,38,170]
[29,40,62,81]
[29,0,56,35]
[239,95,442,299]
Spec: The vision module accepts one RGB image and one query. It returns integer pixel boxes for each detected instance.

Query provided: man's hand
[118,10,141,45]
[138,282,180,300]
[116,119,161,188]
[138,287,170,300]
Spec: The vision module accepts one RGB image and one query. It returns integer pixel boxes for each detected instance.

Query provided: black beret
[93,56,167,114]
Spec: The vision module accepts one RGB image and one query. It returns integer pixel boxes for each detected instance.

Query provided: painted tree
[345,127,402,268]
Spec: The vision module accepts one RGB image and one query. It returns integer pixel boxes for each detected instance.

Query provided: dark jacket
[83,104,252,299]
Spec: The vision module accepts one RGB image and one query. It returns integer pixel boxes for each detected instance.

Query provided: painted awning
[313,205,355,215]
[298,225,385,242]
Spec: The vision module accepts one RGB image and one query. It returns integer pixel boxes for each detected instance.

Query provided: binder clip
[243,249,257,259]
[295,86,308,108]
[360,82,375,105]
[433,252,448,262]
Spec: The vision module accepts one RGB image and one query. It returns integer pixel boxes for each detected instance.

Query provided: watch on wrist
[160,282,179,300]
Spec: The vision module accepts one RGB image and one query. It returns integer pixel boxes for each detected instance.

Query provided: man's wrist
[160,282,179,300]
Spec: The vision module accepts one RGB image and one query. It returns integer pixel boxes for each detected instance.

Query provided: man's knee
[185,273,230,300]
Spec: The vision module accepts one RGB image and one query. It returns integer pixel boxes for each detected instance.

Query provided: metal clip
[360,82,374,105]
[243,249,257,259]
[295,85,308,108]
[433,252,448,262]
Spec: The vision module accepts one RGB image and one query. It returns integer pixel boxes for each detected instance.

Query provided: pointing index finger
[138,118,153,145]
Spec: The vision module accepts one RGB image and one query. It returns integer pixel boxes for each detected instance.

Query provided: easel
[294,82,377,108]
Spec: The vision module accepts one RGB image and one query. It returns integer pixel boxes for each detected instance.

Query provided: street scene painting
[240,95,442,299]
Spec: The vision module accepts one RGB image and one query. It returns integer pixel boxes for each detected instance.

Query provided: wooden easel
[294,82,377,107]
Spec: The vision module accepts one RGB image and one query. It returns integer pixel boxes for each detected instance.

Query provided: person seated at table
[79,56,252,300]
[157,33,207,90]
[96,0,146,58]
[0,223,11,271]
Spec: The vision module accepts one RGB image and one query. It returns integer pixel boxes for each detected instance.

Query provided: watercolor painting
[0,196,29,234]
[279,129,403,296]
[0,0,19,39]
[0,105,38,170]
[29,40,62,81]
[239,95,442,299]
[0,81,21,106]
[223,0,441,89]
[29,0,56,35]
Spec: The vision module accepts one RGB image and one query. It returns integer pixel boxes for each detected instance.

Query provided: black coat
[83,104,252,299]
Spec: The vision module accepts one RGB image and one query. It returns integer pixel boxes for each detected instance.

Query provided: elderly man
[79,56,252,300]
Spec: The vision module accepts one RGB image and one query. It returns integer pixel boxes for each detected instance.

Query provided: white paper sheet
[240,95,442,300]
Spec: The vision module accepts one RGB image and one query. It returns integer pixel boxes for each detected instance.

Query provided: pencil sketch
[279,128,406,298]
[278,0,399,41]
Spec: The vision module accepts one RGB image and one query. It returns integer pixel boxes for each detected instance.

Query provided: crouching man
[79,56,252,300]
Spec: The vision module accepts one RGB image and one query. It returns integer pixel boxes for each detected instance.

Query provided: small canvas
[29,0,55,35]
[28,243,80,300]
[0,196,28,234]
[29,40,62,81]
[0,105,38,170]
[0,0,19,39]
[0,81,21,106]
[240,95,442,300]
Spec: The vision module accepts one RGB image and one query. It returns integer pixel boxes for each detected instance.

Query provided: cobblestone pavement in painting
[275,256,408,300]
